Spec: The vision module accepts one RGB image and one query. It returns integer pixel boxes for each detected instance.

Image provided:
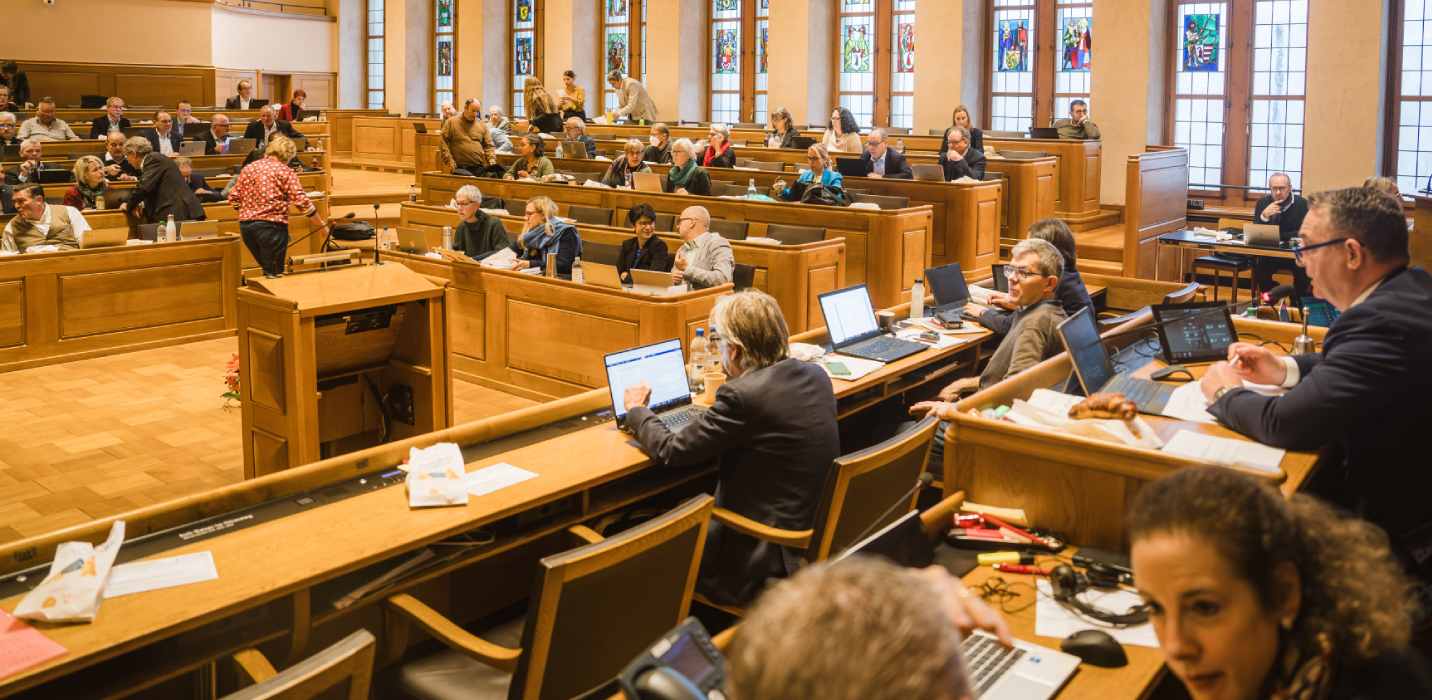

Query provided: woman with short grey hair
[451,184,509,260]
[664,138,712,196]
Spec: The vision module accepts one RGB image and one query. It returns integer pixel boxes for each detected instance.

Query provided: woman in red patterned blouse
[227,135,326,277]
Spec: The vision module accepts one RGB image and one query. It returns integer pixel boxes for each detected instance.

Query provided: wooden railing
[214,0,328,17]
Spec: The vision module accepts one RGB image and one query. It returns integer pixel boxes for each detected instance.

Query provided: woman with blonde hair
[601,138,652,188]
[951,104,984,152]
[523,76,562,133]
[508,195,582,276]
[228,135,327,277]
[773,143,845,203]
[64,155,109,209]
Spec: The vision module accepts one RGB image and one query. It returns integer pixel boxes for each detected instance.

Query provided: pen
[993,563,1052,576]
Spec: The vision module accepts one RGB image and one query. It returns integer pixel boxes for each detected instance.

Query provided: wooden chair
[749,160,785,172]
[912,164,944,181]
[1190,255,1250,303]
[708,218,749,241]
[504,198,528,217]
[567,205,613,227]
[732,263,756,290]
[652,212,676,232]
[695,415,940,614]
[1216,217,1246,231]
[222,630,376,700]
[1096,281,1204,331]
[385,495,714,700]
[765,223,826,246]
[852,193,910,209]
[580,241,622,266]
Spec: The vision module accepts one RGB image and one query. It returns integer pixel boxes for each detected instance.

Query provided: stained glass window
[709,0,742,123]
[1173,2,1229,188]
[754,1,769,123]
[888,0,916,129]
[602,0,645,115]
[367,0,384,110]
[434,0,454,112]
[1053,1,1092,120]
[1393,0,1432,195]
[990,0,1035,133]
[511,0,537,117]
[837,2,876,128]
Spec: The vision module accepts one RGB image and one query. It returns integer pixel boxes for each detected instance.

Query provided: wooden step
[1065,208,1122,232]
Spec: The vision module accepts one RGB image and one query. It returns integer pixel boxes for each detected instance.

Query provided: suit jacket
[196,129,225,155]
[617,235,671,280]
[144,128,182,156]
[88,115,132,140]
[939,146,987,180]
[968,127,984,152]
[223,96,256,110]
[626,358,839,604]
[1253,193,1308,241]
[0,72,30,107]
[980,269,1094,339]
[131,152,205,224]
[1208,267,1432,541]
[860,147,913,178]
[679,231,733,289]
[242,119,300,143]
[102,151,141,180]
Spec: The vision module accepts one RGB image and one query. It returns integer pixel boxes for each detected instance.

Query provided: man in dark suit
[622,291,839,606]
[117,136,205,224]
[0,85,17,114]
[938,125,986,181]
[142,111,183,157]
[242,105,300,144]
[101,131,139,180]
[1201,186,1432,588]
[87,97,131,139]
[197,114,232,155]
[224,79,255,110]
[1251,172,1311,298]
[859,127,913,179]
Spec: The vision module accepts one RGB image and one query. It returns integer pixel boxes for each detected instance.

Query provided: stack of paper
[820,354,885,382]
[1162,430,1285,473]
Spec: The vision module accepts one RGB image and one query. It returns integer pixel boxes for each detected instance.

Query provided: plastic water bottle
[572,256,584,283]
[164,214,177,242]
[555,142,565,159]
[747,178,758,198]
[95,193,105,210]
[409,184,418,202]
[910,278,925,320]
[442,225,453,250]
[689,328,709,391]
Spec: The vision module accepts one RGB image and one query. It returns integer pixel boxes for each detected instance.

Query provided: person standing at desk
[860,128,913,179]
[672,205,733,289]
[1199,186,1432,590]
[607,70,659,123]
[121,136,205,225]
[1053,99,1100,139]
[1251,171,1311,297]
[439,98,497,176]
[622,290,838,605]
[228,136,325,278]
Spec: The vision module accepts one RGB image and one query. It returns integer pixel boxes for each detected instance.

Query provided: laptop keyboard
[853,336,917,358]
[1106,375,1166,408]
[963,633,1026,696]
[659,407,699,429]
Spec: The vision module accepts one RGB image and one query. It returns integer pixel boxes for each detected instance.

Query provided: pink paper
[0,609,67,680]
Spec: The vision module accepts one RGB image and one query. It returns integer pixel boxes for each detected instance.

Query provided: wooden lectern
[236,264,453,478]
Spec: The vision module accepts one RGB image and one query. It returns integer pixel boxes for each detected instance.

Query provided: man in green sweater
[451,184,510,260]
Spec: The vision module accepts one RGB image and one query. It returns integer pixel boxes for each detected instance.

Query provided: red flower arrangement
[222,352,241,407]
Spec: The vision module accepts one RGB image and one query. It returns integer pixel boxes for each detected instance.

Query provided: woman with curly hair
[1129,467,1431,699]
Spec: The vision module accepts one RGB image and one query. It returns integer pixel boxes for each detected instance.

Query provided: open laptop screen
[818,285,880,347]
[1056,308,1114,395]
[605,339,690,421]
[925,262,969,306]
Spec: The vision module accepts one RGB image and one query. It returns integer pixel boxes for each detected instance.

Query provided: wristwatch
[1212,385,1237,402]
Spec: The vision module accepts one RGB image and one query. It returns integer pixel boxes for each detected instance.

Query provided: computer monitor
[835,157,871,178]
[1056,308,1115,396]
[817,285,882,349]
[1151,301,1237,364]
[603,339,692,422]
[924,262,969,306]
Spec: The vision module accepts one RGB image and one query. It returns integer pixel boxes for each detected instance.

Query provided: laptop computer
[397,229,432,254]
[632,171,664,193]
[924,262,976,324]
[817,285,927,363]
[629,267,675,293]
[583,261,624,289]
[227,138,258,155]
[835,157,871,178]
[1150,301,1238,364]
[1030,127,1062,139]
[605,338,705,432]
[790,135,816,150]
[78,228,129,249]
[178,140,207,157]
[250,99,270,108]
[412,122,427,134]
[36,169,72,184]
[561,140,590,159]
[1242,222,1281,246]
[1057,307,1175,415]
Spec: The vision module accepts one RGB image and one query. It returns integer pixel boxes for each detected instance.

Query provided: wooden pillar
[912,0,982,135]
[645,0,706,122]
[1088,0,1167,205]
[541,0,597,107]
[1302,0,1389,192]
[766,0,833,127]
[384,0,409,114]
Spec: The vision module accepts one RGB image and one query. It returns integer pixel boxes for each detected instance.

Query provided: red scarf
[702,141,730,166]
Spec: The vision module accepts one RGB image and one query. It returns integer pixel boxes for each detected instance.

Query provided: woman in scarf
[601,138,652,188]
[664,138,712,196]
[701,123,737,169]
[64,155,111,210]
[508,195,581,276]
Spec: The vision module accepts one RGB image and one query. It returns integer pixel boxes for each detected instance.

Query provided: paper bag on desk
[1005,390,1164,449]
[405,443,469,508]
[15,521,125,623]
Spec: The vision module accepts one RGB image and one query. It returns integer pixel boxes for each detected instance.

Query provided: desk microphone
[842,472,935,553]
[1261,284,1296,306]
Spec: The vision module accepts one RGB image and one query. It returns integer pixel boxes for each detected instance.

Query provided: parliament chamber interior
[2,0,1431,698]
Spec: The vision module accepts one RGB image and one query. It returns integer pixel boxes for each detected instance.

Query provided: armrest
[711,625,738,652]
[919,490,966,541]
[712,507,813,549]
[231,648,278,685]
[385,594,522,672]
[567,524,604,545]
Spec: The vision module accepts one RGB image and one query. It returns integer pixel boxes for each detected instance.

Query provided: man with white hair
[3,138,51,185]
[450,184,510,259]
[242,104,300,144]
[87,96,130,139]
[0,112,19,146]
[201,114,232,155]
[672,205,733,289]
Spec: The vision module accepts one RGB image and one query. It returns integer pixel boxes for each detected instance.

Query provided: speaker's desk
[944,316,1326,550]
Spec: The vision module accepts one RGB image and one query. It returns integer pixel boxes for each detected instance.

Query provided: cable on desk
[1237,332,1291,353]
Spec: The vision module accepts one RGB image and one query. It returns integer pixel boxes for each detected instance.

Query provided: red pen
[994,563,1052,576]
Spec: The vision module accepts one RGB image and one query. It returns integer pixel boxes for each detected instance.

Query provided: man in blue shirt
[859,128,912,179]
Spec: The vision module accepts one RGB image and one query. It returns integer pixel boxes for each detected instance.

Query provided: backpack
[331,221,376,241]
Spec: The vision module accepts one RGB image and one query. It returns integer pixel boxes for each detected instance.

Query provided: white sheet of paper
[820,354,885,382]
[1162,430,1285,473]
[464,462,539,496]
[1025,388,1084,416]
[104,551,218,599]
[968,285,996,305]
[894,327,968,349]
[1163,382,1216,423]
[1035,580,1159,648]
[479,247,518,269]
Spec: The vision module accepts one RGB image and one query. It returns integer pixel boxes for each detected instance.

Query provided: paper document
[820,354,885,382]
[0,610,66,680]
[968,285,996,305]
[1163,382,1216,423]
[15,521,125,623]
[1035,580,1159,648]
[1162,430,1285,473]
[1025,388,1084,416]
[894,327,968,350]
[479,247,518,269]
[104,551,218,599]
[464,463,539,496]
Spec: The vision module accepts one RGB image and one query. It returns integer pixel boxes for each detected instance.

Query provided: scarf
[1267,632,1334,700]
[702,142,730,166]
[667,159,698,188]
[519,221,552,252]
[76,178,107,209]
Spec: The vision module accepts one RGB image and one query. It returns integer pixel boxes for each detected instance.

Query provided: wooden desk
[397,203,846,334]
[985,154,1059,243]
[417,172,932,310]
[1412,195,1432,272]
[0,235,241,373]
[943,316,1325,550]
[1154,228,1292,286]
[323,109,390,157]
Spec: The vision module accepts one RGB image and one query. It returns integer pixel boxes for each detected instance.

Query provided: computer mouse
[1060,629,1128,668]
[1150,364,1195,382]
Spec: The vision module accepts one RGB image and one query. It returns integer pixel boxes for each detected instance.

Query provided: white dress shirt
[1276,279,1382,387]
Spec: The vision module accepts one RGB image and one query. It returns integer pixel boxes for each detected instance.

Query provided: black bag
[331,221,376,241]
[800,184,847,207]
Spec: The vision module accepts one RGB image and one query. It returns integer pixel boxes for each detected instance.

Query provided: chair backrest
[713,181,747,197]
[653,212,676,232]
[804,415,940,561]
[581,240,622,266]
[765,223,826,246]
[220,630,376,700]
[1162,281,1202,304]
[734,157,754,168]
[750,160,785,172]
[928,128,947,136]
[911,164,944,181]
[567,205,613,227]
[1216,217,1246,231]
[505,198,529,217]
[884,126,911,135]
[508,495,714,700]
[708,218,749,241]
[733,263,756,290]
[852,193,909,209]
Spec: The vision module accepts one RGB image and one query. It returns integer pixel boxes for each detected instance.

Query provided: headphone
[1049,564,1150,627]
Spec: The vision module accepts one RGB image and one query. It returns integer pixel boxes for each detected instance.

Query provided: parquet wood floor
[0,337,536,545]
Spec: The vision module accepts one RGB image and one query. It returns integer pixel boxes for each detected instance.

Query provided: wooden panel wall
[1123,148,1190,278]
[18,62,217,108]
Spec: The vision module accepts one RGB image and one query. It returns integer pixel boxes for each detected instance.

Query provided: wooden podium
[236,263,453,478]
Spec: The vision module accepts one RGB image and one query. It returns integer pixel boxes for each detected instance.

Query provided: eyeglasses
[1003,266,1041,280]
[455,199,476,206]
[676,217,696,226]
[1289,236,1349,264]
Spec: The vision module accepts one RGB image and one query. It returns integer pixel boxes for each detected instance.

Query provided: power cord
[1237,331,1291,353]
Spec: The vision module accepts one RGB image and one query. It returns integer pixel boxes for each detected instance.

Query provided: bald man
[102,131,139,181]
[201,114,232,155]
[673,205,734,289]
[242,105,300,144]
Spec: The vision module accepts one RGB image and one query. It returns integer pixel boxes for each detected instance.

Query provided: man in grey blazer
[672,205,733,289]
[623,291,839,605]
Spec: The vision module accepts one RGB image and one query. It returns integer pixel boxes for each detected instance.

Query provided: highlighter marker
[977,551,1034,566]
[993,563,1051,576]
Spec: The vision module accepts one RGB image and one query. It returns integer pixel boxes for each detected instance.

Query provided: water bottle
[689,328,709,391]
[747,178,758,198]
[95,193,105,210]
[545,252,557,277]
[572,256,584,283]
[409,184,418,202]
[555,143,564,159]
[165,214,177,242]
[910,278,925,320]
[442,225,453,250]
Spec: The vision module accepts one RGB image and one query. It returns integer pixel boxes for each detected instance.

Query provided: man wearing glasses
[1200,186,1432,590]
[449,184,509,260]
[1252,172,1311,297]
[672,205,733,289]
